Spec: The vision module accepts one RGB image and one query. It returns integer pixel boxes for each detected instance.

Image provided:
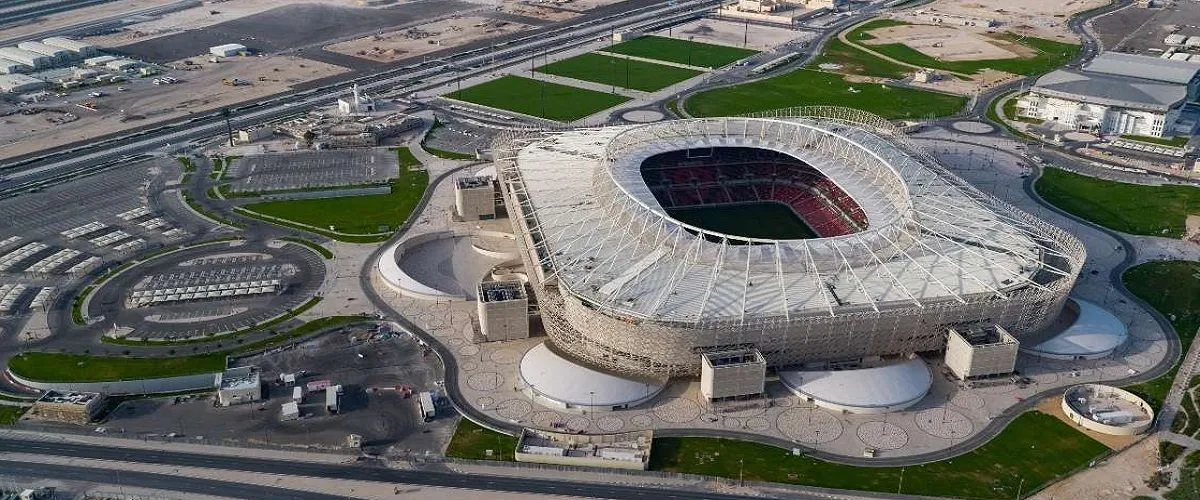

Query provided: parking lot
[1092,3,1200,55]
[422,117,498,157]
[93,325,454,456]
[226,149,399,194]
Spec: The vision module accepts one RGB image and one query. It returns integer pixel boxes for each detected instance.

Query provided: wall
[7,369,218,395]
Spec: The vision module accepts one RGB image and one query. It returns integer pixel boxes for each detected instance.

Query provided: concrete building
[477,280,528,341]
[0,58,31,74]
[210,43,248,57]
[1018,67,1188,137]
[337,84,376,115]
[1165,34,1188,46]
[28,391,104,424]
[42,37,100,58]
[17,41,74,65]
[237,126,275,143]
[455,176,496,220]
[944,324,1019,380]
[84,55,118,67]
[216,366,261,406]
[0,47,52,69]
[0,74,47,93]
[700,349,766,401]
[515,428,653,470]
[105,59,140,71]
[1062,384,1153,435]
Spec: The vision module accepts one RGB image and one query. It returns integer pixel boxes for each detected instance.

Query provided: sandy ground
[0,55,348,161]
[661,18,811,51]
[1036,398,1138,451]
[0,0,170,43]
[1033,436,1158,499]
[81,0,380,48]
[325,15,530,63]
[897,0,1106,41]
[862,24,1022,61]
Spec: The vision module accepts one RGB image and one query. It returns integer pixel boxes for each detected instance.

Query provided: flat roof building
[515,428,653,470]
[700,349,766,401]
[477,280,528,342]
[0,58,30,74]
[17,41,74,65]
[455,176,496,221]
[944,324,1019,380]
[0,47,52,69]
[210,43,248,57]
[42,37,100,58]
[0,74,47,93]
[28,391,104,425]
[216,366,261,406]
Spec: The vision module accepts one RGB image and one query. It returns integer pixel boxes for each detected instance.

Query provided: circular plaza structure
[490,108,1086,377]
[778,357,932,414]
[1062,384,1153,435]
[1025,298,1129,360]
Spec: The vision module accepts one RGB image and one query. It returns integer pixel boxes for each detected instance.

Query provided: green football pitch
[537,53,701,92]
[446,75,630,122]
[665,202,817,240]
[602,35,758,68]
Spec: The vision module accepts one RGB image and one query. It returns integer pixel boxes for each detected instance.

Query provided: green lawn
[0,406,27,425]
[1122,261,1200,409]
[850,19,1080,76]
[447,75,630,122]
[9,351,227,382]
[808,37,911,79]
[1001,93,1043,124]
[444,418,518,461]
[686,68,966,119]
[538,52,701,92]
[1034,167,1200,238]
[281,237,333,259]
[667,202,817,239]
[240,149,429,236]
[1120,134,1190,147]
[602,35,757,68]
[650,412,1106,499]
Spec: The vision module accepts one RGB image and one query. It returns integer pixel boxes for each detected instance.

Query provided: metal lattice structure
[492,110,1084,376]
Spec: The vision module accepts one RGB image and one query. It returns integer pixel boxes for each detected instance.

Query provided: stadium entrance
[639,147,866,240]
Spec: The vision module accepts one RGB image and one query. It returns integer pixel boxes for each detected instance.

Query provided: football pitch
[603,35,758,68]
[447,75,630,122]
[666,202,817,240]
[537,53,702,92]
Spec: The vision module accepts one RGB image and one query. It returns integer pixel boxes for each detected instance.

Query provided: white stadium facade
[491,108,1086,380]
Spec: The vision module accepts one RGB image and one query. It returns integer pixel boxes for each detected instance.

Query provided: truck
[417,391,435,422]
[222,77,248,86]
[326,385,342,414]
[292,386,303,402]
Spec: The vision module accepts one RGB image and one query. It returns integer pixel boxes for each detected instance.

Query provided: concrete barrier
[6,369,219,396]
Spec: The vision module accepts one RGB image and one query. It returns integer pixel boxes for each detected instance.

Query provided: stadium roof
[1083,51,1200,85]
[499,117,1080,324]
[778,357,932,412]
[1031,69,1187,111]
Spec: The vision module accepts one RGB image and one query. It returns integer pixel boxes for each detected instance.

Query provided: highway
[0,0,722,198]
[0,436,816,500]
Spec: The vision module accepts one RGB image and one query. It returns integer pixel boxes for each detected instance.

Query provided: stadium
[492,108,1086,379]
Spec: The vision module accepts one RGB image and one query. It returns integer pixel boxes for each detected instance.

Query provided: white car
[88,91,103,98]
[117,87,127,92]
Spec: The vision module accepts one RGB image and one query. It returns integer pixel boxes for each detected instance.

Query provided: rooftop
[39,391,100,405]
[457,176,493,189]
[1083,51,1200,85]
[1031,69,1187,111]
[219,366,260,391]
[703,349,766,367]
[479,280,525,302]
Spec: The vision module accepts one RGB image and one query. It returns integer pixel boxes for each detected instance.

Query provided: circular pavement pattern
[716,403,765,418]
[466,372,503,391]
[491,348,520,365]
[915,408,973,439]
[654,397,703,423]
[1126,352,1155,368]
[531,411,564,428]
[723,417,743,429]
[777,408,842,444]
[857,421,909,450]
[745,417,770,432]
[565,417,591,432]
[630,414,654,428]
[461,361,478,372]
[476,396,495,408]
[974,382,1017,395]
[497,399,533,420]
[596,416,624,432]
[622,109,665,123]
[459,344,480,357]
[950,391,985,411]
[950,121,995,134]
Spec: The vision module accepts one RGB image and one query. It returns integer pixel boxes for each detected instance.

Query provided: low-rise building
[42,37,100,58]
[210,43,248,57]
[0,47,52,69]
[216,366,261,406]
[0,58,31,74]
[17,41,75,65]
[237,126,275,143]
[455,176,496,220]
[28,391,105,424]
[0,74,47,93]
[700,349,767,401]
[944,325,1019,380]
[515,429,653,470]
[477,280,528,341]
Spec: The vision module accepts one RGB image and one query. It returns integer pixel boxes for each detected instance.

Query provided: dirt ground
[324,16,530,63]
[1033,436,1158,499]
[0,0,168,43]
[662,18,812,51]
[862,24,1023,61]
[897,0,1107,41]
[81,0,377,48]
[0,55,347,161]
[1036,397,1138,450]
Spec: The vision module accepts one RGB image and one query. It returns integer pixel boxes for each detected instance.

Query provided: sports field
[1034,167,1200,238]
[685,69,966,119]
[603,35,757,68]
[649,411,1107,499]
[537,53,702,92]
[447,75,630,122]
[666,203,817,239]
[1122,260,1200,409]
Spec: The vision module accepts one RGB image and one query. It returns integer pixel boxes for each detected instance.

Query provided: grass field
[808,37,911,80]
[848,20,1080,76]
[8,351,227,382]
[447,75,630,122]
[1122,261,1200,409]
[602,35,757,68]
[686,68,966,119]
[667,203,817,239]
[650,412,1106,498]
[1034,167,1200,238]
[0,406,27,425]
[1120,134,1190,147]
[537,52,701,92]
[240,149,428,236]
[444,418,518,461]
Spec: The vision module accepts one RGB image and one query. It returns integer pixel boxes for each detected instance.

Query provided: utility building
[29,391,104,425]
[700,349,767,401]
[944,325,1020,380]
[17,41,75,65]
[42,37,100,58]
[0,58,30,74]
[477,280,529,341]
[455,176,496,220]
[210,43,247,57]
[0,47,52,69]
[0,74,45,93]
[216,366,262,406]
